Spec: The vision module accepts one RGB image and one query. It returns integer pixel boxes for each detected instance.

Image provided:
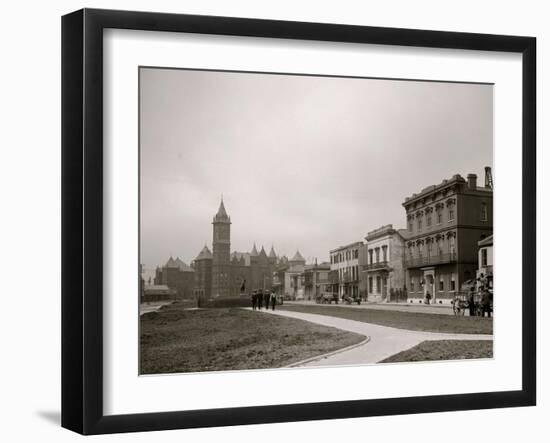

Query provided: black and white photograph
[139,67,495,375]
[1,1,544,440]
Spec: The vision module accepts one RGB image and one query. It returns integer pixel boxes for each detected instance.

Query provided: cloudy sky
[140,67,493,272]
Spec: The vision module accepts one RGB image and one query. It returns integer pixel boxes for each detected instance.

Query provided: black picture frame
[61,8,536,435]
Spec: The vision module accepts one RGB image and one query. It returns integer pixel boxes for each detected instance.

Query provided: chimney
[467,173,477,190]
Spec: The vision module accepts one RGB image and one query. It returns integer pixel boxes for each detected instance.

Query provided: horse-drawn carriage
[452,278,493,316]
[342,294,361,305]
[315,293,339,304]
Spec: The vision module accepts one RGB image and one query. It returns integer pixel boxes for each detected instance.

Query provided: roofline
[402,173,493,207]
[330,241,364,253]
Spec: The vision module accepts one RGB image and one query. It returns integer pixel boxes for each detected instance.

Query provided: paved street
[248,308,492,367]
[285,300,458,316]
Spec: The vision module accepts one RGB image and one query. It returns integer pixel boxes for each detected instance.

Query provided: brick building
[153,256,195,299]
[402,172,493,304]
[192,199,278,299]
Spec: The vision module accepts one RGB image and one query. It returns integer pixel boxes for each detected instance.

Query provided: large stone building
[329,241,363,300]
[363,224,407,302]
[402,172,493,304]
[192,199,278,299]
[153,257,195,299]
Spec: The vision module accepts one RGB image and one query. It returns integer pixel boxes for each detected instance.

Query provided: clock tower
[212,197,231,297]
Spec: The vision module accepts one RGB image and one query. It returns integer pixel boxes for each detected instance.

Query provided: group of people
[467,286,493,317]
[251,289,277,311]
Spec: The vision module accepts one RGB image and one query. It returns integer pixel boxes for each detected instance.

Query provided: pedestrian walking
[257,290,263,310]
[271,291,276,310]
[264,290,270,310]
[251,291,257,310]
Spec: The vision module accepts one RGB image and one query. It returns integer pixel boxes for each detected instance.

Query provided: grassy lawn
[140,303,364,374]
[381,340,493,363]
[278,305,493,335]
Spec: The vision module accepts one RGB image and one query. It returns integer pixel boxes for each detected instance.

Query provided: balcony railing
[365,261,389,271]
[342,274,359,283]
[405,252,456,268]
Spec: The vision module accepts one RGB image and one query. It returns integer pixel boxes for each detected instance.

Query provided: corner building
[402,173,493,304]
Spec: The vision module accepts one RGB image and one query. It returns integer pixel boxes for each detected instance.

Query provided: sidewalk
[248,308,492,367]
[285,300,457,316]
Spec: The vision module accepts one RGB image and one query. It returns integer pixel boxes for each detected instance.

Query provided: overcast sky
[140,67,493,272]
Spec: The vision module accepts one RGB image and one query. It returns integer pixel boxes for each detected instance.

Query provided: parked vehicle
[342,294,361,305]
[315,293,339,304]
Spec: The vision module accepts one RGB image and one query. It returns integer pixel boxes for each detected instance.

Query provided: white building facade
[364,225,407,302]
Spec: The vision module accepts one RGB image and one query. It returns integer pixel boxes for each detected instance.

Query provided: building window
[439,278,444,291]
[368,277,373,293]
[376,276,381,294]
[480,203,488,221]
[418,218,422,231]
[448,207,455,221]
[410,279,415,292]
[437,210,443,224]
[382,245,387,262]
[427,212,432,227]
[449,236,456,255]
[450,275,456,291]
[408,220,413,232]
[368,249,373,265]
[375,248,380,263]
[481,248,488,267]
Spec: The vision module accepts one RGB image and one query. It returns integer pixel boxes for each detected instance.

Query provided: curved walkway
[247,308,492,367]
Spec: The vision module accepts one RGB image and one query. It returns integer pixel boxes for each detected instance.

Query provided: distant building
[273,251,307,299]
[330,241,363,300]
[363,224,407,302]
[303,261,332,301]
[192,199,279,299]
[142,284,176,303]
[154,257,195,299]
[402,172,493,304]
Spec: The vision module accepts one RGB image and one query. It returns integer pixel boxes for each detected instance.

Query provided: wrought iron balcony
[365,261,390,271]
[405,252,456,268]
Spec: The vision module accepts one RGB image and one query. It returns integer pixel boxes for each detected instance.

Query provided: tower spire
[213,195,230,223]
